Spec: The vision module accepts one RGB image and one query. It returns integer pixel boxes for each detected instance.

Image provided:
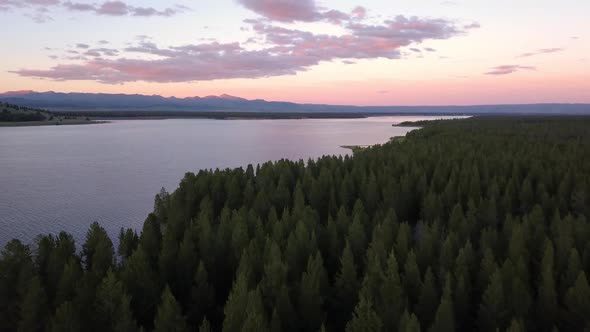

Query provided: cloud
[76,43,90,49]
[63,1,186,17]
[1,0,186,20]
[13,11,476,83]
[236,0,365,24]
[517,47,563,57]
[485,65,536,75]
[236,0,320,22]
[351,6,366,19]
[0,0,59,8]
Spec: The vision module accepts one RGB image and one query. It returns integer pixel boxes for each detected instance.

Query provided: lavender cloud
[485,65,536,75]
[236,0,320,22]
[63,1,186,17]
[13,14,476,84]
[236,0,364,24]
[517,48,563,58]
[1,0,186,19]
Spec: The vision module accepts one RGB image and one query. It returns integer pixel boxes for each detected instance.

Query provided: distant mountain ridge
[1,91,589,115]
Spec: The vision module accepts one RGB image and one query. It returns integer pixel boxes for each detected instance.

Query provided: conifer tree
[564,271,590,331]
[298,253,328,331]
[399,311,421,332]
[344,293,382,332]
[95,270,138,332]
[478,270,507,332]
[50,301,80,332]
[416,268,438,328]
[17,276,48,332]
[429,275,454,332]
[154,286,188,332]
[334,241,359,329]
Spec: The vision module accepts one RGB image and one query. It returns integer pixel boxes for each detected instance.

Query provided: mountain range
[1,91,589,115]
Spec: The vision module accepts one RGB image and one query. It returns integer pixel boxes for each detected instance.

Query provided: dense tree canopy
[1,116,590,331]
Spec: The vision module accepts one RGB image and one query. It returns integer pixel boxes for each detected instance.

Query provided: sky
[0,0,588,106]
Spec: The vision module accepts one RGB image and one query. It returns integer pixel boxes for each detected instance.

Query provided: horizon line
[2,90,589,108]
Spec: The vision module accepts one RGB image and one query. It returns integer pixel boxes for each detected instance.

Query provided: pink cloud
[236,0,363,24]
[485,65,536,75]
[351,6,366,19]
[13,15,472,84]
[96,1,128,15]
[237,0,320,22]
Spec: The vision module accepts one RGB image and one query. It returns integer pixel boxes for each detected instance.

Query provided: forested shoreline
[1,117,589,331]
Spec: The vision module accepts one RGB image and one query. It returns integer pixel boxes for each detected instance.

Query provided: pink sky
[1,0,589,105]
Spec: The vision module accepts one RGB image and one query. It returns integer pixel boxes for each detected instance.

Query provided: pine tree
[564,271,590,331]
[81,222,114,280]
[416,268,438,328]
[222,272,249,332]
[54,258,81,307]
[537,241,558,331]
[120,247,160,328]
[242,288,269,332]
[344,293,383,332]
[505,318,526,332]
[348,214,367,266]
[298,253,327,331]
[199,318,213,332]
[117,228,139,262]
[478,270,507,332]
[188,261,215,327]
[454,273,471,331]
[50,301,80,332]
[399,311,421,332]
[17,276,48,332]
[334,241,359,328]
[95,270,138,332]
[380,250,406,331]
[175,230,197,303]
[154,286,188,332]
[404,250,422,307]
[429,275,454,332]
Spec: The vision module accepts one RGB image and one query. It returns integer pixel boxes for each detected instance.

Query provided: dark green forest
[0,103,48,122]
[1,117,589,332]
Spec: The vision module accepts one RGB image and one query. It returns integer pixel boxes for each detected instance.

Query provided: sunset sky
[1,0,588,105]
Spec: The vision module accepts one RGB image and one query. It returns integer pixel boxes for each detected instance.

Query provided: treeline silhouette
[52,110,367,120]
[0,102,50,122]
[1,117,589,331]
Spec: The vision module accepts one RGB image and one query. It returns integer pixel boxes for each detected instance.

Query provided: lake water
[0,116,452,246]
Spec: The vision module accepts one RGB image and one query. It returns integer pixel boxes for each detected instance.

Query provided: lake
[0,116,453,246]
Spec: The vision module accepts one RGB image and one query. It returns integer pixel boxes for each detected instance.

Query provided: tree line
[1,116,589,331]
[0,102,51,122]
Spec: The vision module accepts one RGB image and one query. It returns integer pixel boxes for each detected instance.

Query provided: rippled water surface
[0,116,452,245]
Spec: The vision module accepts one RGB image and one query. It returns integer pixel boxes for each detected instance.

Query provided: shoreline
[0,120,108,127]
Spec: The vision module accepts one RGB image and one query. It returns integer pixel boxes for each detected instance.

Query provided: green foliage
[3,117,590,331]
[95,270,138,332]
[344,293,382,332]
[18,276,48,332]
[154,286,188,332]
